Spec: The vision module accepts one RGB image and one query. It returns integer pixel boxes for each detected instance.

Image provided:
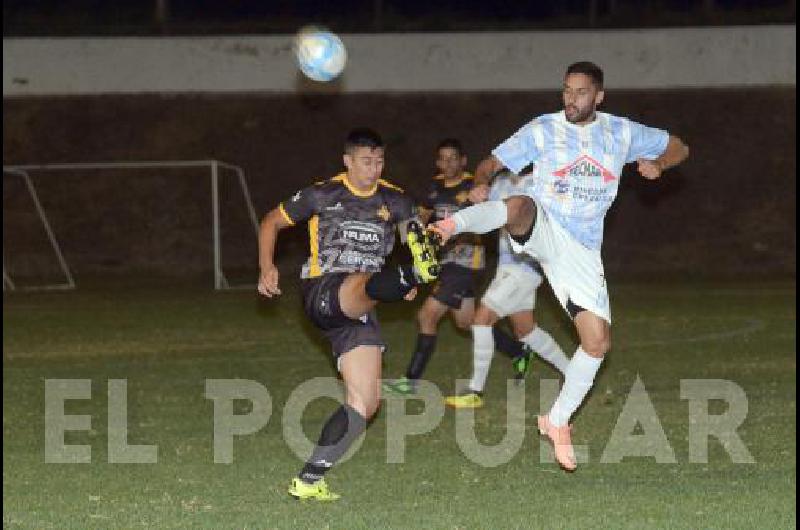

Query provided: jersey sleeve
[492,119,541,174]
[625,119,670,163]
[278,185,319,225]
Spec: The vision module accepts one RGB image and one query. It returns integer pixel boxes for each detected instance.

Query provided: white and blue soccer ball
[294,27,347,82]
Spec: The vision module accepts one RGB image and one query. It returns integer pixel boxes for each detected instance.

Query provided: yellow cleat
[444,391,484,409]
[288,477,341,501]
[407,220,441,283]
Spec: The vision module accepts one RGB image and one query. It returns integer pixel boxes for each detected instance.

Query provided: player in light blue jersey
[445,168,570,409]
[433,62,689,471]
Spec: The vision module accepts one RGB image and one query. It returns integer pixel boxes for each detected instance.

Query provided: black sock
[365,264,418,302]
[299,404,367,484]
[493,327,527,359]
[405,333,437,380]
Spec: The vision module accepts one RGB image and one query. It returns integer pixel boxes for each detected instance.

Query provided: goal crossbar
[3,160,260,290]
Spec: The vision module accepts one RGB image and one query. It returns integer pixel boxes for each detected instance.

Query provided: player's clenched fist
[637,158,664,180]
[258,264,281,297]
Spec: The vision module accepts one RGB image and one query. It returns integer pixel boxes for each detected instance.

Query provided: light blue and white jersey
[492,111,669,250]
[489,171,542,275]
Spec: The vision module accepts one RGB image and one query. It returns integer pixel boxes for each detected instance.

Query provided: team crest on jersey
[376,204,391,221]
[553,154,616,183]
[455,190,470,204]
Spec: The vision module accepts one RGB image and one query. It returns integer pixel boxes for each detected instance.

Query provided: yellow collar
[436,171,472,188]
[333,172,377,197]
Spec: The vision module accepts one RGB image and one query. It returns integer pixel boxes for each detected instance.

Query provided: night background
[3,2,796,529]
[3,0,797,35]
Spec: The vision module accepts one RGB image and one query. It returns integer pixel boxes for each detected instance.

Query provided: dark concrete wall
[3,88,795,281]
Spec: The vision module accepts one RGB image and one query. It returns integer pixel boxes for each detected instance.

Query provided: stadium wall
[3,26,795,94]
[3,28,796,280]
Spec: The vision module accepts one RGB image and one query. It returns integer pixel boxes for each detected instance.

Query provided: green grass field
[3,278,796,529]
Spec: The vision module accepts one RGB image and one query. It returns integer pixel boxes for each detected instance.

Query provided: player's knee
[505,196,535,235]
[581,336,610,357]
[473,305,497,326]
[511,320,535,339]
[454,314,472,331]
[473,313,493,326]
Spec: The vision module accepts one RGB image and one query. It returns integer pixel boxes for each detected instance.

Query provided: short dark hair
[436,138,464,155]
[566,61,604,88]
[345,127,384,153]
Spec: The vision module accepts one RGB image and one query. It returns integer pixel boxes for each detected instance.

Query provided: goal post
[211,160,261,290]
[2,160,260,291]
[3,167,75,291]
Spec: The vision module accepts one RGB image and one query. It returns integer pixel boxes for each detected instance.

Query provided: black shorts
[431,263,478,309]
[301,273,386,358]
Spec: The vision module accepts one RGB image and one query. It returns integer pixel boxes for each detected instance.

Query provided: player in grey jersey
[258,128,439,501]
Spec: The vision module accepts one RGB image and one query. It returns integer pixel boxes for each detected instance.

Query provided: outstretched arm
[638,135,690,180]
[258,207,292,297]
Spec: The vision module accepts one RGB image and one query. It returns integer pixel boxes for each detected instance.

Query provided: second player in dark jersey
[384,138,485,394]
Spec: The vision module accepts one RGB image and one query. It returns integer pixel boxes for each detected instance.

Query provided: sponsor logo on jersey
[553,154,616,183]
[339,221,383,246]
[326,202,344,211]
[342,230,380,243]
[376,204,391,221]
[553,179,570,195]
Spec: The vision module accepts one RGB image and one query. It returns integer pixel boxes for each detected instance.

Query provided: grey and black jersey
[423,172,484,270]
[279,173,415,279]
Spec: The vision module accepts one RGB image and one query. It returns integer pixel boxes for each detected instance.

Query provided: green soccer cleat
[512,347,534,382]
[382,376,417,396]
[407,220,441,284]
[288,477,340,502]
[444,391,484,409]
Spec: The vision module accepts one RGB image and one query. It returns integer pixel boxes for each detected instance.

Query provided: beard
[565,105,595,124]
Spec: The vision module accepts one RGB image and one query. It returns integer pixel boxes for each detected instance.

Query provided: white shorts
[481,265,543,318]
[508,203,611,323]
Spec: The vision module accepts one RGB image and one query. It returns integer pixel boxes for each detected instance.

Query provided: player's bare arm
[637,135,690,180]
[469,155,504,203]
[474,155,504,185]
[257,207,292,297]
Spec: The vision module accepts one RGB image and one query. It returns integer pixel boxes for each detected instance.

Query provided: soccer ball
[294,27,347,82]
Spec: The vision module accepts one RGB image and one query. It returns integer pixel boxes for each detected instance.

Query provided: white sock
[468,325,494,393]
[522,327,569,375]
[452,200,508,235]
[548,347,603,427]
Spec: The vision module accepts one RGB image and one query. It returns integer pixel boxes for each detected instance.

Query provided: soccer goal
[2,160,260,291]
[3,167,75,291]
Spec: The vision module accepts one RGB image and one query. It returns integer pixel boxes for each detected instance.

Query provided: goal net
[3,161,260,290]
